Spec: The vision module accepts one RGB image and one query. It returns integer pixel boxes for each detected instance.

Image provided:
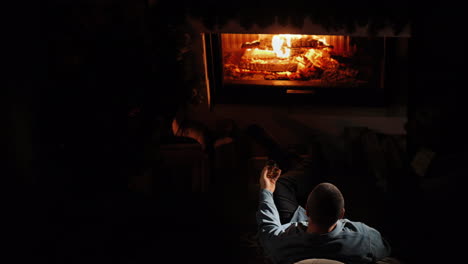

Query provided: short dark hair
[306,183,345,228]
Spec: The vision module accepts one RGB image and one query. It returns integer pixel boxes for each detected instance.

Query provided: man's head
[306,183,345,231]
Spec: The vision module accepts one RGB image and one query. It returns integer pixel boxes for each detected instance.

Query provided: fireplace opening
[204,33,408,107]
[223,34,371,86]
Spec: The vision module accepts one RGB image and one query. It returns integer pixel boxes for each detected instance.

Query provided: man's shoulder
[339,219,369,233]
[283,221,309,235]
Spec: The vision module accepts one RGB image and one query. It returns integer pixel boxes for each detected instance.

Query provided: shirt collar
[322,219,344,238]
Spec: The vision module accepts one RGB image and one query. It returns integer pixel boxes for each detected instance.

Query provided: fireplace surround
[147,0,412,111]
[187,16,410,109]
[206,33,409,106]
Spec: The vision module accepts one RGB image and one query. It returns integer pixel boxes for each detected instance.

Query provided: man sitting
[256,164,391,264]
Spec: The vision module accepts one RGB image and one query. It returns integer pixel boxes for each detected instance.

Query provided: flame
[271,34,330,59]
[272,34,295,58]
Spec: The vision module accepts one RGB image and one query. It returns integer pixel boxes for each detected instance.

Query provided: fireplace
[203,32,409,107]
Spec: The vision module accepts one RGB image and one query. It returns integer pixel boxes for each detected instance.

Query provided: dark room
[8,0,467,263]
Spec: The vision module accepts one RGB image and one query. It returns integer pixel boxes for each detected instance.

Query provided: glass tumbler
[265,160,281,179]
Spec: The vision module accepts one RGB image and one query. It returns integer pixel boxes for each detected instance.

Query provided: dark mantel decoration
[153,0,411,36]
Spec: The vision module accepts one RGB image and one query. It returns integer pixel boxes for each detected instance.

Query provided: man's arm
[256,188,291,261]
[365,224,392,261]
[256,189,285,238]
[256,165,295,257]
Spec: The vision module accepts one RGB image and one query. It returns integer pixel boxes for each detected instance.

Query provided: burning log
[239,61,298,72]
[242,49,277,60]
[291,38,332,49]
[265,73,292,80]
[241,40,260,49]
[241,35,333,50]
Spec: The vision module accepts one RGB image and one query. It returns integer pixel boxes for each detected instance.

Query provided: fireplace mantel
[150,3,410,111]
[187,16,411,37]
[152,0,411,37]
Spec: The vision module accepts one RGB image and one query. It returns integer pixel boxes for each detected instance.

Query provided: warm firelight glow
[222,33,361,84]
[272,34,293,58]
[271,34,330,59]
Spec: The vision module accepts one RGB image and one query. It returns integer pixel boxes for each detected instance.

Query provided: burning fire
[223,33,358,83]
[271,34,330,59]
[272,34,293,58]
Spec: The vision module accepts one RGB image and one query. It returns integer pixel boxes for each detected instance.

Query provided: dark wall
[40,1,147,193]
[409,2,465,152]
[10,2,187,261]
[29,0,195,192]
[406,2,466,262]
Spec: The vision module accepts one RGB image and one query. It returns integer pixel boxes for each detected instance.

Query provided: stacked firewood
[239,36,333,73]
[224,35,360,84]
[241,35,332,49]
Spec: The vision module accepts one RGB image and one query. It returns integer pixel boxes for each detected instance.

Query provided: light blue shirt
[256,189,391,264]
